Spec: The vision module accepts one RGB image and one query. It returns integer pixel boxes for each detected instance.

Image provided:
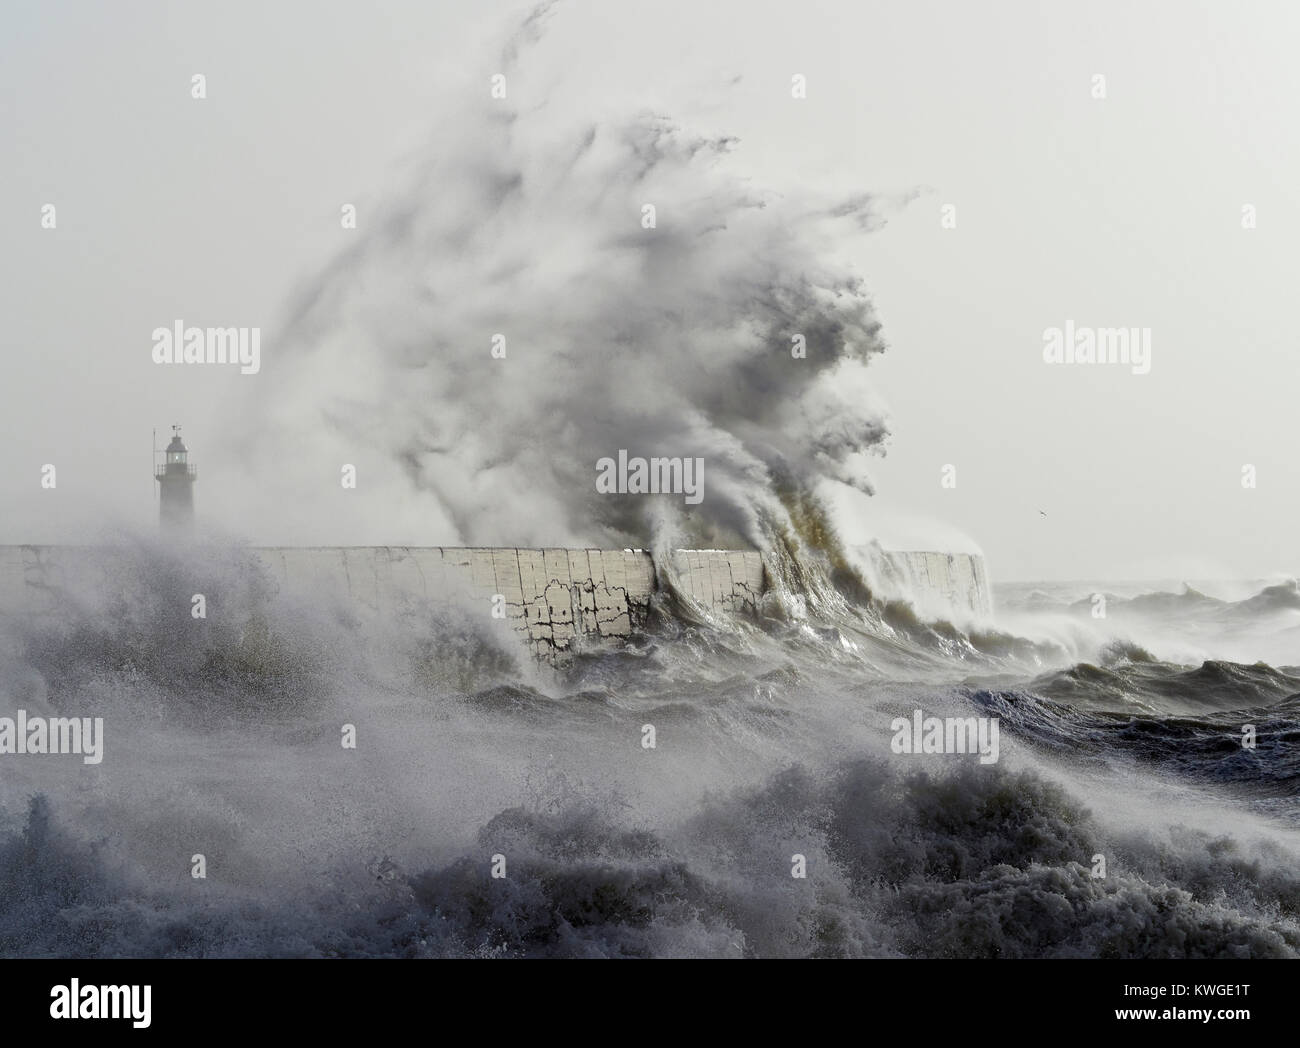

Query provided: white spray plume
[235,4,894,553]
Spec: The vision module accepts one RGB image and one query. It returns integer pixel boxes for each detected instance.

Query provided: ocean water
[0,542,1296,958]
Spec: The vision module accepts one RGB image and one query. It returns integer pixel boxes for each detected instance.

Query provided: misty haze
[1,0,1297,990]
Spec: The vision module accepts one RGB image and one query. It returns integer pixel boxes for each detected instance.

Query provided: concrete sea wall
[259,547,766,659]
[876,550,992,618]
[0,546,767,662]
[0,545,989,660]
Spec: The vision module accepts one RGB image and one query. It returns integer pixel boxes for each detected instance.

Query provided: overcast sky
[2,0,1297,581]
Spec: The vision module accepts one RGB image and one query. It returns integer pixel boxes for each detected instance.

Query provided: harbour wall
[0,545,989,660]
[0,546,765,662]
[875,549,993,618]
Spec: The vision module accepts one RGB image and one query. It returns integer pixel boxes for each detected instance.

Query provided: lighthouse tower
[156,425,197,533]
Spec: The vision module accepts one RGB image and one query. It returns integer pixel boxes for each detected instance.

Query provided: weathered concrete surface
[876,550,992,618]
[0,545,988,660]
[0,546,766,662]
[257,546,662,658]
[664,549,766,617]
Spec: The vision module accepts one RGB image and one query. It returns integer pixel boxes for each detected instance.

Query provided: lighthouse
[156,426,197,533]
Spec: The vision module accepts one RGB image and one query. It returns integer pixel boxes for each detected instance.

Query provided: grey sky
[2,0,1296,581]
